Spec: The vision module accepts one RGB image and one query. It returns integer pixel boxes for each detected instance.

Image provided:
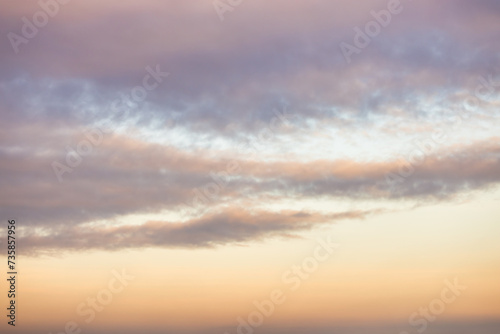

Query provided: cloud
[1,0,499,133]
[0,0,499,253]
[1,111,499,232]
[19,208,374,254]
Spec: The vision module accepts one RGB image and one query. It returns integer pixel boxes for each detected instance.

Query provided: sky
[0,0,499,333]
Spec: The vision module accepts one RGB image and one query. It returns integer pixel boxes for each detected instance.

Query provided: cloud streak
[19,208,374,254]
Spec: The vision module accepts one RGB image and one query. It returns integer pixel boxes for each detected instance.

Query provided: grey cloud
[0,1,499,134]
[18,208,373,254]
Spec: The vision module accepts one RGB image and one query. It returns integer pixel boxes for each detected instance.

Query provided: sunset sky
[1,1,500,333]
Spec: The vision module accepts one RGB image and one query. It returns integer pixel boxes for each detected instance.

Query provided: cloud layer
[0,0,499,253]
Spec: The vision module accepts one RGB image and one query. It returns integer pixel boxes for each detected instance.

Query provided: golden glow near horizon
[3,190,499,333]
